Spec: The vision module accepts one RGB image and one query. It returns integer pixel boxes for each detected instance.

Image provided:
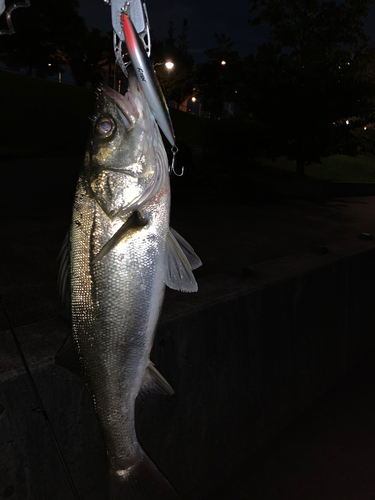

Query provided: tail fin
[109,453,179,500]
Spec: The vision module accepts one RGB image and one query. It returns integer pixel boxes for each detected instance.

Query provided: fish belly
[70,177,169,473]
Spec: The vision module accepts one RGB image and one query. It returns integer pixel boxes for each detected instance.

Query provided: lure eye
[95,117,115,138]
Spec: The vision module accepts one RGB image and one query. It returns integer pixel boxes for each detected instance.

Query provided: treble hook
[169,146,184,177]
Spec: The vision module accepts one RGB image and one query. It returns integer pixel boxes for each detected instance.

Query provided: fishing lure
[105,0,182,175]
[0,0,30,35]
[121,9,176,148]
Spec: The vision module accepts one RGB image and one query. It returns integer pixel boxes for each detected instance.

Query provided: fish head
[84,72,164,218]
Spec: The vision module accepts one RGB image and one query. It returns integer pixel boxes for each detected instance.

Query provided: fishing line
[0,295,81,500]
[113,56,116,92]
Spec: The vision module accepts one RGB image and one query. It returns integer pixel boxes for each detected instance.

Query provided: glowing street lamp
[162,61,174,100]
[191,96,201,115]
[154,60,174,69]
[221,60,226,66]
[48,62,61,83]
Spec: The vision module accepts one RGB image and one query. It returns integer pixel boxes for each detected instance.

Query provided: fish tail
[109,453,179,500]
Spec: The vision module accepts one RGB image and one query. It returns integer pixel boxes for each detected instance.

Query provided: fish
[65,72,201,499]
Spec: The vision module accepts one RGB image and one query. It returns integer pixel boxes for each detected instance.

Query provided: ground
[2,154,375,499]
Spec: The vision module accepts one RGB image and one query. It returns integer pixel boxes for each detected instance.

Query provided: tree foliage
[195,34,242,118]
[0,0,111,86]
[0,0,84,77]
[245,0,375,174]
[151,19,195,106]
[68,28,111,87]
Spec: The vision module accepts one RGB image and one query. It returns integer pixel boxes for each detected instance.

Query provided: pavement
[2,154,375,498]
[212,356,375,500]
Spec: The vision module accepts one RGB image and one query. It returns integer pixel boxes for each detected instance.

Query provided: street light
[154,61,174,69]
[158,61,174,101]
[191,96,201,116]
[48,62,61,83]
[221,60,226,66]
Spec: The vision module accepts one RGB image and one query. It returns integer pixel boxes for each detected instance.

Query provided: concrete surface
[212,355,375,500]
[2,239,375,499]
[3,156,375,331]
[2,155,375,499]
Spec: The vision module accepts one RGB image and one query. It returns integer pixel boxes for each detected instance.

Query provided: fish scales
[67,73,201,499]
[72,182,168,464]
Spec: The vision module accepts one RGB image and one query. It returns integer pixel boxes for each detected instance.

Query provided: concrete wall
[1,238,375,500]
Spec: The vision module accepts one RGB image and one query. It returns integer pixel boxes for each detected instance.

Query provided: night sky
[79,0,266,62]
[79,0,375,63]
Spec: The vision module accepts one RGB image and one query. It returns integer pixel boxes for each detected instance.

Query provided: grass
[0,70,206,158]
[2,69,375,184]
[169,107,206,149]
[256,154,375,183]
[0,70,95,157]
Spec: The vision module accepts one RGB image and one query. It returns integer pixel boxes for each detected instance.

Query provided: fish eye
[95,117,115,138]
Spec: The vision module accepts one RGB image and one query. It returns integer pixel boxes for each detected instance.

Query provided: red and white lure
[106,0,183,175]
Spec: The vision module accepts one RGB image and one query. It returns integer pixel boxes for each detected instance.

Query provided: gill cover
[86,82,159,218]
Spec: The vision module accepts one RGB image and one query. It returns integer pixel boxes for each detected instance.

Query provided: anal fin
[139,361,174,398]
[57,229,71,310]
[55,334,83,379]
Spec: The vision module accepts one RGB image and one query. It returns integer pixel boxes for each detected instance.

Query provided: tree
[195,34,242,118]
[0,0,111,87]
[178,18,190,56]
[68,28,112,87]
[0,0,86,78]
[151,19,195,107]
[246,0,375,175]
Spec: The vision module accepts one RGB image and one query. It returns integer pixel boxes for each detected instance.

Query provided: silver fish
[69,73,201,499]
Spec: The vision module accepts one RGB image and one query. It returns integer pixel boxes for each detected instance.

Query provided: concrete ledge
[248,178,375,198]
[1,238,375,499]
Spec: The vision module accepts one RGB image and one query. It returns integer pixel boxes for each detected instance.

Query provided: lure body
[121,12,176,146]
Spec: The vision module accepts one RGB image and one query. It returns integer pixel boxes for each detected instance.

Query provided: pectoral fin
[139,361,174,397]
[92,211,147,264]
[164,230,199,292]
